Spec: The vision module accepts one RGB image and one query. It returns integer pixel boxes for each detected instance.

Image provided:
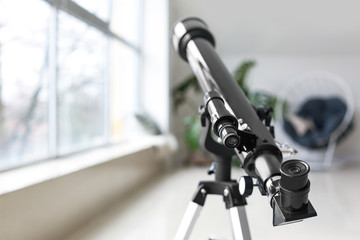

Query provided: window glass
[110,0,142,47]
[0,0,51,169]
[0,0,143,170]
[57,12,107,154]
[109,40,140,142]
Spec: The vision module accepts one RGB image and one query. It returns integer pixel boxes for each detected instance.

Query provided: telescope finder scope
[204,91,240,148]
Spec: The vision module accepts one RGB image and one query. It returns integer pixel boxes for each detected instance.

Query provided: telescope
[171,17,317,240]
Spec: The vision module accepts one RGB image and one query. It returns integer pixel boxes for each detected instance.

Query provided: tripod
[175,107,251,240]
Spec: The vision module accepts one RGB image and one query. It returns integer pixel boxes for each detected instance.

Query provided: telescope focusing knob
[239,176,254,197]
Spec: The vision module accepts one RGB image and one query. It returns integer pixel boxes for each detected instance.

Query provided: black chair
[275,71,354,170]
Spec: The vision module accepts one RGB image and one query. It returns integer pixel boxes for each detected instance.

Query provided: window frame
[0,0,144,170]
[46,0,144,158]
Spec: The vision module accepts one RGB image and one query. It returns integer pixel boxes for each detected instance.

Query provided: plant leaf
[172,75,201,111]
[233,60,256,97]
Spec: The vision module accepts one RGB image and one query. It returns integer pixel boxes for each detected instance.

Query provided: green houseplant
[172,60,279,163]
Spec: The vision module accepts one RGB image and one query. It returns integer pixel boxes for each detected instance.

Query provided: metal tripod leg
[175,201,203,240]
[229,206,251,240]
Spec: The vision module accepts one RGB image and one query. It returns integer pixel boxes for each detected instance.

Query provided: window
[0,0,143,170]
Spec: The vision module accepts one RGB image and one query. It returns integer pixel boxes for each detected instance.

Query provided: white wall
[170,0,360,163]
[171,0,360,55]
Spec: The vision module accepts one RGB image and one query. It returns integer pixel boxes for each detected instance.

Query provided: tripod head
[171,17,317,226]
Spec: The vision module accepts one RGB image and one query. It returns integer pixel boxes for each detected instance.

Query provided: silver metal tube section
[186,38,275,144]
[254,153,281,186]
[186,40,217,93]
[175,202,202,240]
[229,206,252,240]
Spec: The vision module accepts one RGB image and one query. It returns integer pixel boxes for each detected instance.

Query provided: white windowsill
[0,134,177,196]
[0,134,177,240]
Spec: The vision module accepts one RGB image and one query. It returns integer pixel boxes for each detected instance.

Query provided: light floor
[64,164,360,240]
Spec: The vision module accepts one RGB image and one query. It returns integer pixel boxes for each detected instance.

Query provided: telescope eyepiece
[279,160,310,211]
[280,160,309,191]
[220,124,240,148]
[272,159,316,226]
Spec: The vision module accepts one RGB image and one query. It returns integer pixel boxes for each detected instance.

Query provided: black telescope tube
[172,17,281,186]
[172,17,276,145]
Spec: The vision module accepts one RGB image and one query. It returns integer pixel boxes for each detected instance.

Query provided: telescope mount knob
[239,176,254,197]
